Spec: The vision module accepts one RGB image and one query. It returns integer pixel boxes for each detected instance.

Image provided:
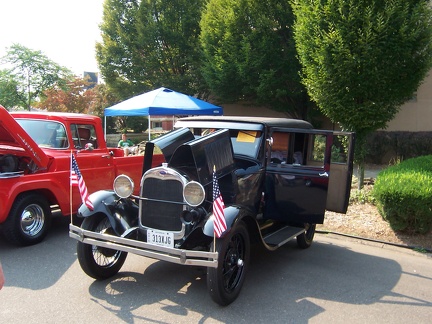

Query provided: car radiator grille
[140,177,184,231]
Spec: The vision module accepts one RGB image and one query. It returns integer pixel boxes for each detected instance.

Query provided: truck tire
[77,214,127,280]
[2,193,51,246]
[207,221,250,306]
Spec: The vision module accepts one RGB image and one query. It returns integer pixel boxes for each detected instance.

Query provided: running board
[263,226,305,248]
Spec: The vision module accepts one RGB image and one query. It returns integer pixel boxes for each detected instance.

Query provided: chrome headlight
[114,175,134,198]
[183,181,205,206]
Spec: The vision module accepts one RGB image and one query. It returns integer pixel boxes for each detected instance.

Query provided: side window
[331,134,349,163]
[309,134,326,165]
[270,132,289,163]
[270,132,306,165]
[270,131,329,168]
[306,133,348,166]
[71,124,99,149]
[292,133,306,165]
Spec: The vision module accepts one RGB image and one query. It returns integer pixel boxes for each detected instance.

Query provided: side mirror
[267,137,274,147]
[84,143,94,151]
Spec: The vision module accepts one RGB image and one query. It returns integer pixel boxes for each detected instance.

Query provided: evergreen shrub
[365,131,432,164]
[373,155,432,233]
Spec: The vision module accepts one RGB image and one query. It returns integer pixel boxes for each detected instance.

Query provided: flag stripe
[70,154,94,210]
[213,170,226,238]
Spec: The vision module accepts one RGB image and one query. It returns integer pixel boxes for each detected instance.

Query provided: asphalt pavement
[1,216,431,323]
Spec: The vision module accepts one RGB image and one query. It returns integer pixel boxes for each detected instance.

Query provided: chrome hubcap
[20,204,45,236]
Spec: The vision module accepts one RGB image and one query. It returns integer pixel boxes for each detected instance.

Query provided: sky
[0,0,104,75]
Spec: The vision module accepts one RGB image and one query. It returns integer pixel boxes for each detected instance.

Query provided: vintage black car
[69,116,355,306]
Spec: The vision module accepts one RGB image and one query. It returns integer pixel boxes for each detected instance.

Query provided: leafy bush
[373,156,432,233]
[350,186,376,205]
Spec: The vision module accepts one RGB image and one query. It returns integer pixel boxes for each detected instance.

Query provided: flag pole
[70,150,73,225]
[213,165,216,253]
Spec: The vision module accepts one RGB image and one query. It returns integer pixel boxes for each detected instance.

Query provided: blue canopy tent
[104,87,223,139]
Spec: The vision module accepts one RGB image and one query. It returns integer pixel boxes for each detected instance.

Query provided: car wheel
[207,221,250,306]
[296,223,316,249]
[77,214,127,280]
[2,193,51,246]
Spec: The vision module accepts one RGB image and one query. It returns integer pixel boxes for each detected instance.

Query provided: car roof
[177,115,313,129]
[10,111,98,123]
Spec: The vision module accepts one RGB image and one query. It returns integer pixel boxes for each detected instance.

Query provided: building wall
[385,73,432,131]
[222,71,432,133]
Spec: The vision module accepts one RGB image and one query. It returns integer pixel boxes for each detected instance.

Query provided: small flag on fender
[213,167,226,238]
[70,153,94,210]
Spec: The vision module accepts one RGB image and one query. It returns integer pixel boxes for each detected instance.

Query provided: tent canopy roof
[104,87,223,117]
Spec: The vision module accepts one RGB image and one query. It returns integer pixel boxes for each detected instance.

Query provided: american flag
[213,169,227,238]
[70,154,94,210]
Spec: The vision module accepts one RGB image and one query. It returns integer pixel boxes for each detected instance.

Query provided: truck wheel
[296,223,316,249]
[207,221,250,306]
[77,214,127,280]
[2,193,51,246]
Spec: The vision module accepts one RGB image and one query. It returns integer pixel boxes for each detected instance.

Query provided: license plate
[147,229,174,248]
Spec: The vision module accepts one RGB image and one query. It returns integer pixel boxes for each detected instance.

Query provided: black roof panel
[176,115,313,130]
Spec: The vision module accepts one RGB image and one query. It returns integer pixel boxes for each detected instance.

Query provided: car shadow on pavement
[84,238,415,323]
[0,216,76,290]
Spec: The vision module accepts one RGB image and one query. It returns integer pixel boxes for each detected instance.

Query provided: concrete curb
[316,230,432,255]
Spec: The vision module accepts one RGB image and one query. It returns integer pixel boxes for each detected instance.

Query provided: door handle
[319,172,328,177]
[101,154,112,159]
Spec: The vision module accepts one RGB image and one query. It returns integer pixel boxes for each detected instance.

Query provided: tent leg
[148,115,151,141]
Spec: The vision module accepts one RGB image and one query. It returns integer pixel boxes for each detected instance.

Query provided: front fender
[77,190,139,236]
[203,205,246,237]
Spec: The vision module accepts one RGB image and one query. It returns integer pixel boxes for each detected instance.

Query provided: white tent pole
[104,116,106,140]
[148,115,151,141]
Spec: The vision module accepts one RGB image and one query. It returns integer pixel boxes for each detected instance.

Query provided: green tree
[126,116,148,133]
[292,0,432,187]
[96,0,207,100]
[96,0,141,99]
[83,83,120,134]
[1,44,72,110]
[200,0,309,118]
[87,84,145,135]
[88,83,120,119]
[0,69,22,109]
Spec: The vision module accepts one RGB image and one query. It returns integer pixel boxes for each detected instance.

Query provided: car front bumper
[69,224,218,268]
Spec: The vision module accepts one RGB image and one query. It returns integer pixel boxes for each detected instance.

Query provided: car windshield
[174,120,264,159]
[228,129,262,159]
[190,128,262,159]
[16,119,68,149]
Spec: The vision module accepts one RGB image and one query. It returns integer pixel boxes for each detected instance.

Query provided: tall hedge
[374,155,432,233]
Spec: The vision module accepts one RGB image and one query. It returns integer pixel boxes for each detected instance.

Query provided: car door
[264,128,334,224]
[71,124,115,194]
[326,131,355,213]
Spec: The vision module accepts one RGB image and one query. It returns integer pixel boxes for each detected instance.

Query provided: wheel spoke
[91,219,122,268]
[222,234,245,291]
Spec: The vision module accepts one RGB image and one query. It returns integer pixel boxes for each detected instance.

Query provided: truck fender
[203,205,244,237]
[76,190,139,236]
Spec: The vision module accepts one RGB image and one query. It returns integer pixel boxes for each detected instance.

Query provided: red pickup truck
[0,105,161,246]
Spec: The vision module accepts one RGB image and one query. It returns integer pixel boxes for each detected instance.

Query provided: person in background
[0,261,4,290]
[117,133,138,156]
